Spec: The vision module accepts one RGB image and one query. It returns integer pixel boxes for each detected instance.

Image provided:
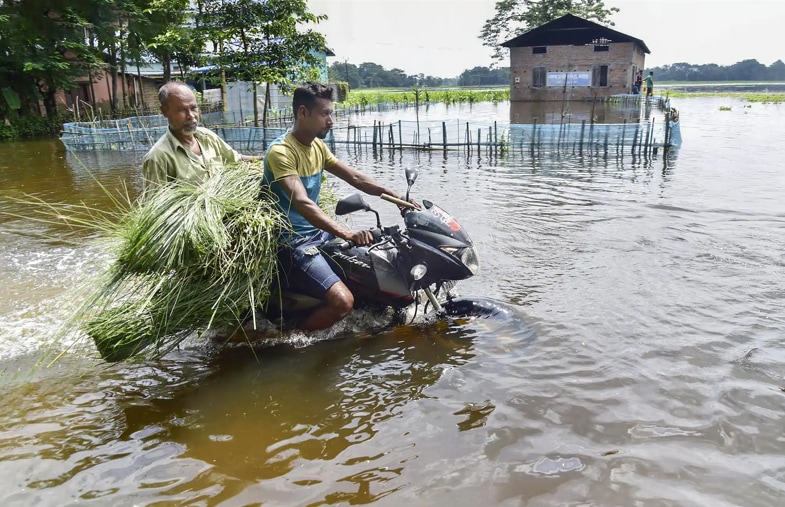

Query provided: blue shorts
[277,230,342,299]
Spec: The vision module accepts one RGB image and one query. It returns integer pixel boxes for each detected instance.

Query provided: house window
[532,67,546,88]
[532,46,546,54]
[594,45,609,52]
[592,65,609,87]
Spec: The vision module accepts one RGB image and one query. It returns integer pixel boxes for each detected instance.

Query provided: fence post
[388,123,393,149]
[621,119,627,154]
[648,117,656,153]
[442,121,447,151]
[579,120,586,155]
[665,111,672,147]
[494,121,498,156]
[530,119,536,154]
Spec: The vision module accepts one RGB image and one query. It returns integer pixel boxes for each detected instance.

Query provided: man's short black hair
[293,82,333,114]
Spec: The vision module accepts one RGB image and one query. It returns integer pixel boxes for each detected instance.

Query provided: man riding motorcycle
[263,82,411,331]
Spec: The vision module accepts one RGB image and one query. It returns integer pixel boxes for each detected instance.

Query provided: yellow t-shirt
[263,132,338,239]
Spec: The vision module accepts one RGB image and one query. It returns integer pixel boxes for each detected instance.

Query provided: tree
[769,60,785,81]
[328,61,361,89]
[727,59,767,81]
[648,59,785,82]
[0,0,105,116]
[458,66,510,86]
[480,0,619,62]
[203,0,327,126]
[140,0,204,83]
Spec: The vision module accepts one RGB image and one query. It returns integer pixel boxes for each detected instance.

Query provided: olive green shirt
[142,127,244,186]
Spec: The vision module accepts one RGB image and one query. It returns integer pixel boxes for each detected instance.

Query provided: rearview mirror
[405,167,418,186]
[335,193,371,216]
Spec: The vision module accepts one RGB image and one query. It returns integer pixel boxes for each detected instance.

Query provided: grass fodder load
[74,163,288,361]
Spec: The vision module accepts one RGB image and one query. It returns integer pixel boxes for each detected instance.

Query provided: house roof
[501,14,650,54]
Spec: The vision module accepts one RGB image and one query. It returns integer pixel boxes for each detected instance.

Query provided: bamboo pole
[442,122,447,151]
[529,120,535,154]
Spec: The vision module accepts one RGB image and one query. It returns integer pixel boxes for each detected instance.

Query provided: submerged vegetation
[663,90,785,103]
[339,88,510,108]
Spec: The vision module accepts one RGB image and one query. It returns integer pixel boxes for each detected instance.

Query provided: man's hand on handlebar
[401,197,421,210]
[347,229,374,246]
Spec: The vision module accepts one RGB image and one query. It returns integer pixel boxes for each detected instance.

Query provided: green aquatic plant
[719,106,732,111]
[338,88,510,109]
[664,90,785,103]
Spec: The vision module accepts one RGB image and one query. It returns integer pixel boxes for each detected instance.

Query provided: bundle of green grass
[74,163,289,361]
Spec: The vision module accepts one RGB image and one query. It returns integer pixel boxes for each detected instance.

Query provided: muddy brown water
[1,98,784,506]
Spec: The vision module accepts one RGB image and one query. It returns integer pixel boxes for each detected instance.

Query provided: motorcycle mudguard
[443,297,515,319]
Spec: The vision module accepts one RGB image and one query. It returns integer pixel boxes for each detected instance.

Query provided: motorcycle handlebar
[339,228,383,250]
[381,193,417,209]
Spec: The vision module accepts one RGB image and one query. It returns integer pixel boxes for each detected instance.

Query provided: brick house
[502,14,650,101]
[57,72,161,113]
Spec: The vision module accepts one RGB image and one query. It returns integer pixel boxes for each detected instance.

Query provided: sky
[308,0,785,78]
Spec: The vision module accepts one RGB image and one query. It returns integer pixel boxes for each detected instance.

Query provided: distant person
[645,71,654,97]
[633,71,643,94]
[143,81,262,186]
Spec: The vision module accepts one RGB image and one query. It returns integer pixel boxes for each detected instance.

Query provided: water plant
[664,90,785,104]
[337,88,510,109]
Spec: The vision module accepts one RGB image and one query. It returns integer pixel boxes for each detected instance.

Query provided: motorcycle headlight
[410,263,427,281]
[459,246,480,275]
[440,246,480,275]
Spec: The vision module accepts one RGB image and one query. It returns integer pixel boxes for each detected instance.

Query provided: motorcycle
[265,168,481,326]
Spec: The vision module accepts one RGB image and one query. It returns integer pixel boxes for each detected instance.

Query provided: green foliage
[334,82,350,102]
[0,115,66,141]
[458,66,510,86]
[140,0,204,81]
[1,88,20,110]
[480,0,619,61]
[341,89,510,108]
[647,59,785,82]
[0,0,105,115]
[202,0,327,87]
[663,90,785,103]
[328,61,445,89]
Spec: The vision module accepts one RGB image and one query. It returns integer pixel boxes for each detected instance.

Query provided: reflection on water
[510,99,644,124]
[1,97,785,506]
[0,316,536,505]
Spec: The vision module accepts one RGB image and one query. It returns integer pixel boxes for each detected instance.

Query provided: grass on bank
[339,88,509,108]
[662,90,785,103]
[337,85,785,105]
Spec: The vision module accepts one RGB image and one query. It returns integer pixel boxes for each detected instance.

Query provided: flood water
[2,97,785,506]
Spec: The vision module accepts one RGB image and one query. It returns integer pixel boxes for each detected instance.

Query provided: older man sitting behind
[143,81,262,186]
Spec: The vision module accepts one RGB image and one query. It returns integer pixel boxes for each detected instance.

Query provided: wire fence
[59,96,679,155]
